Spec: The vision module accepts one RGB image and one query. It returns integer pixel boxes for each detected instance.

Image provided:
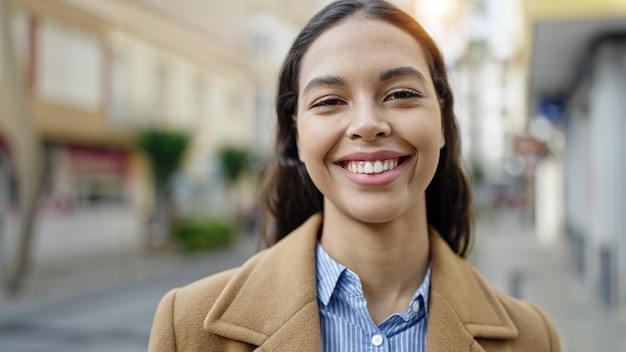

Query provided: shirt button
[371,333,384,346]
[412,300,421,313]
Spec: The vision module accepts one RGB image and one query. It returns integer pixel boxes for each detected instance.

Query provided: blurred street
[1,0,625,351]
[0,209,623,351]
[473,210,626,352]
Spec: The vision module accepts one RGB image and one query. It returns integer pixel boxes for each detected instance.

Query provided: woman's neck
[320,203,430,324]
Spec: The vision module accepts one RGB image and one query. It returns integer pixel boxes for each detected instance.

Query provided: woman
[148,1,561,351]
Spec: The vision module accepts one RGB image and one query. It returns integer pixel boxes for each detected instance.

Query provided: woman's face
[295,17,444,224]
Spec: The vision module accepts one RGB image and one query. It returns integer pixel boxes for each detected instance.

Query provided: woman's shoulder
[148,251,272,351]
[168,246,272,308]
[490,288,560,349]
[428,232,560,351]
[156,215,322,315]
[148,225,321,351]
[459,262,561,350]
[148,267,242,351]
[171,266,241,305]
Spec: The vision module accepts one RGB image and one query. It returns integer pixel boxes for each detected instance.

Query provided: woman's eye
[385,89,422,101]
[310,98,345,109]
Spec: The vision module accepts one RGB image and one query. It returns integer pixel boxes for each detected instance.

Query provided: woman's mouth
[342,157,408,174]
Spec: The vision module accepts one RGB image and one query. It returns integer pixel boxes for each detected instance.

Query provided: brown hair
[260,0,473,257]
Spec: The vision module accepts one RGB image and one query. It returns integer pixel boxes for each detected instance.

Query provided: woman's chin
[343,205,406,225]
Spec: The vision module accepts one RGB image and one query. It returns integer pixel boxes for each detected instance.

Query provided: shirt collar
[415,263,432,317]
[316,242,347,306]
[315,242,432,315]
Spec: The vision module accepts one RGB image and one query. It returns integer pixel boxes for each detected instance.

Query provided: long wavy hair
[259,0,473,257]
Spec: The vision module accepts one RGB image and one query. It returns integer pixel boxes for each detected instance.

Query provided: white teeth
[373,160,383,173]
[344,158,401,175]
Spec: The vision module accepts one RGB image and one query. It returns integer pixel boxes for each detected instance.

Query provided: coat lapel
[203,214,323,351]
[426,230,518,351]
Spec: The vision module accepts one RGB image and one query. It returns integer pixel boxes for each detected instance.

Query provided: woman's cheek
[297,121,329,161]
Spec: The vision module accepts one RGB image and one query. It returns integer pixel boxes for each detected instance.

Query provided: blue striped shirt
[316,243,431,351]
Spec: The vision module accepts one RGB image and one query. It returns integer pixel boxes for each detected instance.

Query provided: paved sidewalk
[0,206,258,304]
[0,234,258,352]
[472,210,626,352]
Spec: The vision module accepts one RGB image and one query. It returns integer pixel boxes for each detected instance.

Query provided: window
[36,19,103,110]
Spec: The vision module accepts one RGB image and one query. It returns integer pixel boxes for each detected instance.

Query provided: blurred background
[0,0,625,351]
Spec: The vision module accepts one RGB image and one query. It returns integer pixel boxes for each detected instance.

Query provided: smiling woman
[148,1,561,351]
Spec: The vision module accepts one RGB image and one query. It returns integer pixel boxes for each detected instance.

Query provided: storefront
[43,143,131,211]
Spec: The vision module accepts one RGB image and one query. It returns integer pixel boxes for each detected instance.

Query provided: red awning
[68,145,128,174]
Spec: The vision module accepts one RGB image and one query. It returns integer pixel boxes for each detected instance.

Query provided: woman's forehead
[298,17,433,90]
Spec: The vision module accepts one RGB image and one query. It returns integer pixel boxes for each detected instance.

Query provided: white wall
[37,18,103,110]
[566,39,626,305]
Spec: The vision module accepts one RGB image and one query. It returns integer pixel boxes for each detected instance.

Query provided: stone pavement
[0,239,258,352]
[0,205,259,303]
[472,210,626,352]
[1,205,147,303]
[1,205,263,299]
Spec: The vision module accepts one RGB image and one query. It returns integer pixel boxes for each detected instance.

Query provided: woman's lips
[336,155,411,186]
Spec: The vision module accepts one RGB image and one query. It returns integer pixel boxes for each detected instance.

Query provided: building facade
[0,0,329,239]
[524,0,626,307]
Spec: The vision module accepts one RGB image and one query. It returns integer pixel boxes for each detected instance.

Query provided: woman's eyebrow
[380,66,427,83]
[303,75,346,94]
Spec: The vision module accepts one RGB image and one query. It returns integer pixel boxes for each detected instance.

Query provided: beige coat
[148,214,561,351]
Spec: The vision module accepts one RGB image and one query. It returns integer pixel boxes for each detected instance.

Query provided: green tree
[218,145,252,217]
[218,146,250,184]
[139,128,189,249]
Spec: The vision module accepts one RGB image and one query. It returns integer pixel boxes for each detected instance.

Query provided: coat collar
[203,214,323,351]
[204,214,518,351]
[426,233,518,351]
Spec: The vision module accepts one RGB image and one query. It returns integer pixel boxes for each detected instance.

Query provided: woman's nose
[345,103,391,141]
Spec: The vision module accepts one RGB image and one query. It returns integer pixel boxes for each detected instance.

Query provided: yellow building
[524,0,626,114]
